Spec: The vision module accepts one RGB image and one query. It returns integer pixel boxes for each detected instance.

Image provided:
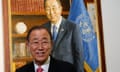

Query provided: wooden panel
[3,0,10,72]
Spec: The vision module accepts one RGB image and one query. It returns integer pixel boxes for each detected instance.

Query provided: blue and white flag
[68,0,99,71]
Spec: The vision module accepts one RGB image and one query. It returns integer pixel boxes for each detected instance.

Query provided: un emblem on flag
[76,14,95,42]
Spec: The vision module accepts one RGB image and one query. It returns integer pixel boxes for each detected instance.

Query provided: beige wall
[101,0,120,72]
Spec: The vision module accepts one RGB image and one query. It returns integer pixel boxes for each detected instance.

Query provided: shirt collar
[51,16,62,29]
[34,56,50,72]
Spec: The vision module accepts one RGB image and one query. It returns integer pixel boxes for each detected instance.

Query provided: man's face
[27,29,52,64]
[45,0,62,24]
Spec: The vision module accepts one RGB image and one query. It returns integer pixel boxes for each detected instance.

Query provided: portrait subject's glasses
[29,40,51,47]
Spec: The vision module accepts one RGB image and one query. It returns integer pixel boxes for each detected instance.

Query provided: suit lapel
[48,57,53,72]
[27,62,35,72]
[45,22,51,31]
[44,19,67,51]
[54,18,67,49]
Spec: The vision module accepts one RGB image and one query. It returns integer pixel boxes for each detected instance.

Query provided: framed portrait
[3,0,106,72]
[84,0,106,72]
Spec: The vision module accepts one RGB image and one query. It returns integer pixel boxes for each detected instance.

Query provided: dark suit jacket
[16,57,76,72]
[43,17,84,72]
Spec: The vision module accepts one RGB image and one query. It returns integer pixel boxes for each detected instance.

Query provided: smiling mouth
[36,51,45,56]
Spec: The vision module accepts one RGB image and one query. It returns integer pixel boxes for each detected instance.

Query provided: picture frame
[3,0,106,72]
[84,0,106,72]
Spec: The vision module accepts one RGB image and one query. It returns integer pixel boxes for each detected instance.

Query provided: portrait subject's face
[45,0,62,24]
[27,29,52,65]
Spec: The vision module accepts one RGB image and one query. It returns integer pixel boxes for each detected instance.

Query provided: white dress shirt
[34,56,50,72]
[51,16,62,35]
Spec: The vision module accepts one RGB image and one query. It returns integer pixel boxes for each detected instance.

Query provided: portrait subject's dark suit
[43,17,84,72]
[16,57,76,72]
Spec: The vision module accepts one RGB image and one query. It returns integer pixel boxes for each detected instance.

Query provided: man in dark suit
[43,0,84,72]
[16,26,76,72]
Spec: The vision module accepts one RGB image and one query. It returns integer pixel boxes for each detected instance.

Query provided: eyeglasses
[29,40,51,47]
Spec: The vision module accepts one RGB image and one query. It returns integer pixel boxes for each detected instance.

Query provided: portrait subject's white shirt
[34,56,50,72]
[51,16,62,34]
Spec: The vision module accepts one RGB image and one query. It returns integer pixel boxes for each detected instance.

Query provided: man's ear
[51,40,54,49]
[51,40,54,47]
[49,40,54,55]
[26,41,30,51]
[26,41,28,47]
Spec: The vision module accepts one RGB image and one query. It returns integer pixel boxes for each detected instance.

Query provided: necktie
[37,67,43,72]
[52,25,57,41]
